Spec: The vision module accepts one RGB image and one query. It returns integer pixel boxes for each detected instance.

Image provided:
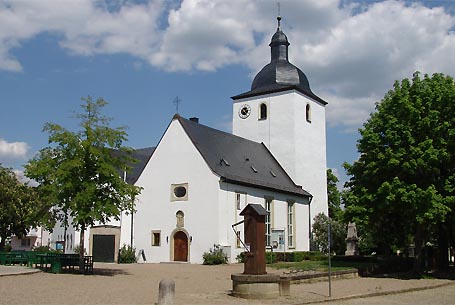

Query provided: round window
[174,186,187,198]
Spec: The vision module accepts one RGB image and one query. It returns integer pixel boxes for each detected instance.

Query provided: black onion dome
[232,17,326,105]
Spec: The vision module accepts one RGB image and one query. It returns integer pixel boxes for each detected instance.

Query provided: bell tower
[231,17,328,220]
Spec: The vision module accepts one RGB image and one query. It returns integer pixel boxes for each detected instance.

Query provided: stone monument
[345,222,359,256]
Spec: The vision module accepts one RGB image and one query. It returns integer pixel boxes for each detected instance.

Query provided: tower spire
[277,2,281,30]
[269,13,289,62]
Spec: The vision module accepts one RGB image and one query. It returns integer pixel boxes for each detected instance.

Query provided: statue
[345,222,359,256]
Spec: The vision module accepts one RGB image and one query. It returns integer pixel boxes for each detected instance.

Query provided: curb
[0,268,42,277]
[293,281,455,304]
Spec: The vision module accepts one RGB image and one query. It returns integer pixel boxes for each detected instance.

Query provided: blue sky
[0,0,454,187]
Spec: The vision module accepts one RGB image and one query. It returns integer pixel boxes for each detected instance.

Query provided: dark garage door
[92,235,115,262]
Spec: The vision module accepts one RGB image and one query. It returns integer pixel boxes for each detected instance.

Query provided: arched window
[259,103,267,120]
[306,104,311,123]
[176,211,184,228]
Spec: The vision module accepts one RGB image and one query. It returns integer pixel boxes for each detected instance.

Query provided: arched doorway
[173,231,188,262]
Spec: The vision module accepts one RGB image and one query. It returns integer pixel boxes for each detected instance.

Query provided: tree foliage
[343,72,455,271]
[25,97,142,259]
[312,213,346,255]
[327,169,342,220]
[0,165,44,250]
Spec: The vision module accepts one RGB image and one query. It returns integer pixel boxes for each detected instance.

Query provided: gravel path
[0,263,453,305]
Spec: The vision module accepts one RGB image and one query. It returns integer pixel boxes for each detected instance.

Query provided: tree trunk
[0,236,6,251]
[79,224,85,274]
[413,224,424,275]
[437,223,449,271]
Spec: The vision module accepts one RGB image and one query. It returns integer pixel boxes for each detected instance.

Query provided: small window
[236,193,241,210]
[174,187,186,198]
[259,103,267,120]
[306,104,311,123]
[264,198,273,247]
[236,231,242,248]
[287,201,295,248]
[176,211,184,228]
[152,230,161,246]
[171,183,188,201]
[21,238,30,247]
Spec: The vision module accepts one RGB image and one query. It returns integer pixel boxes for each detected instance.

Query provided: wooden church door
[173,231,188,261]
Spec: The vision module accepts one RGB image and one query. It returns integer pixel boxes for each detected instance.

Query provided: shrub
[236,252,245,263]
[3,244,12,252]
[33,245,51,252]
[266,251,275,264]
[270,251,325,263]
[203,244,227,265]
[118,244,137,263]
[312,213,347,254]
[73,244,87,255]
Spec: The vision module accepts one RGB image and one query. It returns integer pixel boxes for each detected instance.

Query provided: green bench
[0,251,28,265]
[26,251,48,267]
[36,253,93,274]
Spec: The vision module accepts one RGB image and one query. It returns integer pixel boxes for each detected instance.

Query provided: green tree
[312,213,346,255]
[0,164,43,250]
[327,169,342,220]
[343,72,455,273]
[25,97,141,266]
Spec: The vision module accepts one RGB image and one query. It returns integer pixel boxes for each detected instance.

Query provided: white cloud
[12,169,37,186]
[322,92,378,132]
[0,138,30,159]
[0,0,163,71]
[0,0,454,130]
[149,0,263,71]
[296,1,455,127]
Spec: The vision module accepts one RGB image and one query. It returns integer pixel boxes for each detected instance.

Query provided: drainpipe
[131,197,134,247]
[123,170,134,247]
[308,195,313,251]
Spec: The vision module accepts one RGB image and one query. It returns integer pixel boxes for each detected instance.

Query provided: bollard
[157,279,175,305]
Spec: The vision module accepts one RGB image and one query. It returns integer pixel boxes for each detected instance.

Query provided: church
[115,16,329,264]
[15,17,328,264]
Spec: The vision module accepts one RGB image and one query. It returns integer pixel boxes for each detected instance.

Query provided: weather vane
[173,96,182,114]
[277,2,281,29]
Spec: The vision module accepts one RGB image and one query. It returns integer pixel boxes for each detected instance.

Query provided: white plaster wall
[294,94,329,219]
[50,216,78,253]
[219,182,310,262]
[10,228,51,251]
[233,90,328,223]
[133,119,221,264]
[119,210,133,247]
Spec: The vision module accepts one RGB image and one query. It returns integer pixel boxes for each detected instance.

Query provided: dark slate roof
[124,147,155,184]
[232,19,327,105]
[111,147,155,185]
[240,204,269,216]
[177,116,311,198]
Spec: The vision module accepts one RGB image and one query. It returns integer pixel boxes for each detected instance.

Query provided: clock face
[239,104,251,119]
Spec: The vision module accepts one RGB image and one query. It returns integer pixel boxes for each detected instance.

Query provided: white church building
[17,18,328,264]
[119,17,328,264]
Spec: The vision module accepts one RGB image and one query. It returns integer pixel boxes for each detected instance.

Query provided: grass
[269,259,377,272]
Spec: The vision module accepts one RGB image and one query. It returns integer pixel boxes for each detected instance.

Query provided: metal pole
[328,222,332,297]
